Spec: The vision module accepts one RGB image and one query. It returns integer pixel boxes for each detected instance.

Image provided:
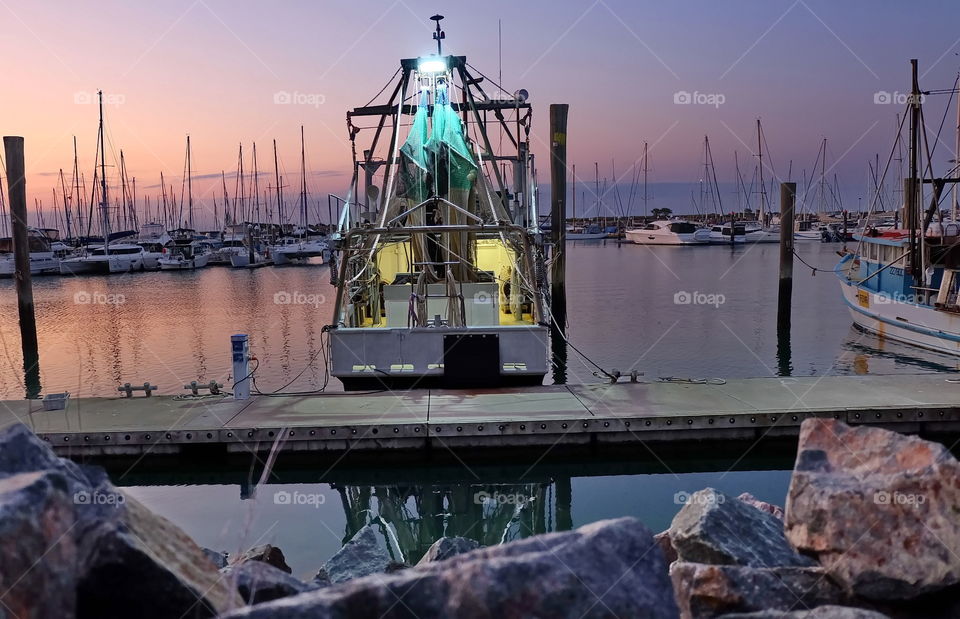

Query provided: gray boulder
[203,548,228,569]
[232,544,291,574]
[223,560,311,605]
[0,471,79,619]
[0,423,240,618]
[670,488,814,568]
[220,517,679,618]
[416,536,480,564]
[670,562,852,618]
[785,419,960,600]
[317,524,396,584]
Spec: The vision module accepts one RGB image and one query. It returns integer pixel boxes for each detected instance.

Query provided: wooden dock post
[3,137,41,398]
[549,104,569,383]
[777,183,796,333]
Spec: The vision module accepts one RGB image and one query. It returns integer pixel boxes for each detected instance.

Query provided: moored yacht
[59,243,146,274]
[158,229,210,270]
[135,223,171,269]
[625,220,710,245]
[0,228,61,276]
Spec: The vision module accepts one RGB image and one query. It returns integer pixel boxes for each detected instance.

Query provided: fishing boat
[326,16,549,390]
[836,60,960,356]
[625,219,709,245]
[158,229,210,270]
[0,228,61,276]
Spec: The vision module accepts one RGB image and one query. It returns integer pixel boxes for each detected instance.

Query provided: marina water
[2,241,956,573]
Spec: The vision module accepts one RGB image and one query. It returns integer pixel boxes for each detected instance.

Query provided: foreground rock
[221,517,678,618]
[223,560,311,605]
[671,488,814,568]
[0,423,240,618]
[315,523,397,584]
[232,544,291,574]
[0,471,79,618]
[785,419,960,600]
[721,606,890,618]
[737,492,784,520]
[670,562,852,618]
[416,536,480,564]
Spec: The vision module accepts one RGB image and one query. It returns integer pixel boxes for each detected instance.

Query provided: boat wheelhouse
[327,18,549,390]
[625,220,710,245]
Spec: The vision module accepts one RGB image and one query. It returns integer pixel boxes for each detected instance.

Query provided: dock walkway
[3,375,959,459]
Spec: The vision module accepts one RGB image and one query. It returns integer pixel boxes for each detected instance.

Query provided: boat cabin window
[668,222,697,234]
[643,224,658,230]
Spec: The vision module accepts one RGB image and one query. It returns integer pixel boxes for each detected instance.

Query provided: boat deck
[4,374,959,460]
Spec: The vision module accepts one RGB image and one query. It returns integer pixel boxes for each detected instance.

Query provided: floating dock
[3,375,959,463]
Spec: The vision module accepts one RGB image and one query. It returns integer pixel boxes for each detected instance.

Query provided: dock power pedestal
[231,334,251,400]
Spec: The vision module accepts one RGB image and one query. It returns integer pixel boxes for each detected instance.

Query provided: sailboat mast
[72,137,83,238]
[818,138,827,217]
[98,91,110,254]
[907,59,921,284]
[59,169,72,239]
[252,142,260,224]
[756,119,765,222]
[954,75,959,222]
[642,141,648,220]
[187,135,193,229]
[571,163,576,223]
[300,126,307,229]
[274,139,282,226]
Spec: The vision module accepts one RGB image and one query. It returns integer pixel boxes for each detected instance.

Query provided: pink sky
[2,0,960,225]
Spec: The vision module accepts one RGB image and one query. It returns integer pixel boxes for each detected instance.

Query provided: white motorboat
[708,222,746,244]
[158,229,210,270]
[272,235,328,264]
[0,228,61,276]
[625,220,710,245]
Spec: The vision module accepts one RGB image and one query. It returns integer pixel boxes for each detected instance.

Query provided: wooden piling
[549,104,569,383]
[777,183,796,331]
[4,137,41,397]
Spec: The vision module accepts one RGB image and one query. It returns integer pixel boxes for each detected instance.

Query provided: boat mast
[643,141,648,220]
[954,73,959,222]
[98,91,110,255]
[274,139,282,228]
[252,142,260,224]
[571,163,576,225]
[300,125,307,230]
[187,135,193,229]
[59,168,72,240]
[757,119,765,223]
[72,137,83,238]
[818,138,827,218]
[907,59,921,284]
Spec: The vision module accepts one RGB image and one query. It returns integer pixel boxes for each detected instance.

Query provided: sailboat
[271,127,328,264]
[60,91,146,274]
[158,136,210,270]
[837,60,960,356]
[327,15,549,389]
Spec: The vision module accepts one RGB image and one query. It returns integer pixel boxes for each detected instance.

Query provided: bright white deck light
[417,58,447,74]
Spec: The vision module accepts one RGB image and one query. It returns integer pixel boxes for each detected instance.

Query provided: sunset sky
[2,0,960,226]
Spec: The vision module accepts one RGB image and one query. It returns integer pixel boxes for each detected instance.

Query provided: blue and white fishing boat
[836,60,960,356]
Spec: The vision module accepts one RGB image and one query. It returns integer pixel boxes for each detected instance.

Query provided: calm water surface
[2,242,956,574]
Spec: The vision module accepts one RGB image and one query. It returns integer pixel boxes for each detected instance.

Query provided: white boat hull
[625,230,708,245]
[838,279,960,356]
[0,253,60,276]
[59,255,142,275]
[565,232,607,241]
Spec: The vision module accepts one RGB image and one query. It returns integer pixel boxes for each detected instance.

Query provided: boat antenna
[431,14,445,54]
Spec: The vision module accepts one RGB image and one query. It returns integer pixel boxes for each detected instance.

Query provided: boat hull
[330,325,549,390]
[625,230,708,245]
[0,253,60,276]
[838,274,960,356]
